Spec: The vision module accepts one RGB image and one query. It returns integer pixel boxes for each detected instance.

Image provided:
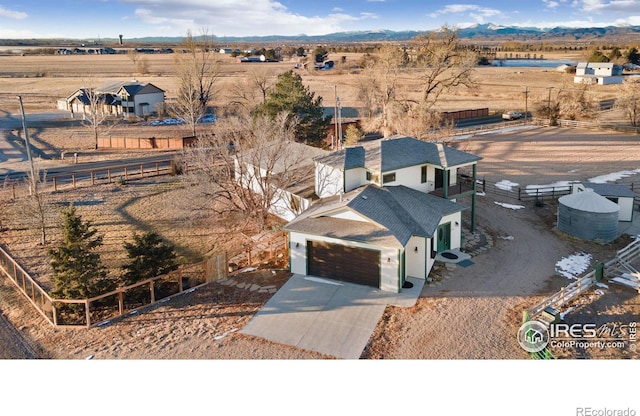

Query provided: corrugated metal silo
[557,188,619,243]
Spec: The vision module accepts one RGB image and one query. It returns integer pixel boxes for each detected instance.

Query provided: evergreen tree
[48,204,113,299]
[255,70,331,145]
[121,232,178,287]
[626,47,640,65]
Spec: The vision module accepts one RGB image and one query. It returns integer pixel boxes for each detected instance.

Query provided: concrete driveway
[240,274,423,359]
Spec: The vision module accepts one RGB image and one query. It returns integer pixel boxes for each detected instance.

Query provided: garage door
[307,241,380,288]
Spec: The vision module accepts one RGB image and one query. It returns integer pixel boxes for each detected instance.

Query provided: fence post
[72,173,76,189]
[140,164,144,178]
[53,177,57,192]
[12,183,15,200]
[85,300,91,327]
[124,167,128,180]
[150,281,155,304]
[518,188,522,201]
[91,171,95,186]
[118,291,124,316]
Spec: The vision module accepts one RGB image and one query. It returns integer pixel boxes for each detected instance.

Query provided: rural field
[0,48,639,360]
[0,49,624,117]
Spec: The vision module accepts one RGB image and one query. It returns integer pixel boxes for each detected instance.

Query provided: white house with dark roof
[285,184,466,292]
[314,136,482,229]
[284,136,482,293]
[59,80,165,118]
[574,62,624,85]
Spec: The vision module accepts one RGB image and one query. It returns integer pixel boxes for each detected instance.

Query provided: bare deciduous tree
[357,44,406,137]
[615,78,640,127]
[172,29,219,136]
[226,67,276,116]
[356,26,476,140]
[412,26,477,109]
[556,83,598,121]
[80,84,110,150]
[178,113,314,228]
[10,166,53,245]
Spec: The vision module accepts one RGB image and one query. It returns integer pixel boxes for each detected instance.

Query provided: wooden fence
[442,108,489,121]
[527,238,640,319]
[0,243,227,328]
[98,136,196,150]
[2,158,175,200]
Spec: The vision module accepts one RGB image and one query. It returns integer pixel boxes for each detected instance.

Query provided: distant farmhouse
[58,80,165,118]
[574,62,624,85]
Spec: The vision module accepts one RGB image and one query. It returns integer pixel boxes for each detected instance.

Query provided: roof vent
[362,196,368,200]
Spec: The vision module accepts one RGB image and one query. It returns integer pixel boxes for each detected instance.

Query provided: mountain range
[3,23,640,45]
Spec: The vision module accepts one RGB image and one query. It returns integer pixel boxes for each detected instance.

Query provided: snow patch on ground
[555,252,592,279]
[495,180,519,191]
[494,201,525,210]
[498,235,514,240]
[588,169,640,184]
[524,181,573,195]
[560,307,575,320]
[476,191,486,196]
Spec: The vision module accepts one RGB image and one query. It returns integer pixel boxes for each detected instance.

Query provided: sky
[1,0,640,39]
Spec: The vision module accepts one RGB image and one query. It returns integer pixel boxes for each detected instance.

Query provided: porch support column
[471,164,477,232]
[442,169,449,200]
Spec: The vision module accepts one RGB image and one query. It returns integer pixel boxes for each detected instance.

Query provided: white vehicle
[502,111,522,120]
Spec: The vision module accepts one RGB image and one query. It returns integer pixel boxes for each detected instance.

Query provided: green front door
[436,222,451,253]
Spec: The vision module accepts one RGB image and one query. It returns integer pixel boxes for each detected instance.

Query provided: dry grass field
[0,49,625,116]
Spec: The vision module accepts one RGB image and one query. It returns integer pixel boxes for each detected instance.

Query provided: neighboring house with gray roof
[59,80,165,118]
[285,184,466,292]
[573,182,637,222]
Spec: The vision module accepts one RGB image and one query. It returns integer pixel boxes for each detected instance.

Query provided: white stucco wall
[134,92,164,116]
[269,189,311,221]
[618,198,634,222]
[344,168,367,193]
[406,236,427,279]
[288,232,401,293]
[316,162,343,198]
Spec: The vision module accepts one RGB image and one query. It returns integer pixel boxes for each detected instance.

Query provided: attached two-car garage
[307,241,381,288]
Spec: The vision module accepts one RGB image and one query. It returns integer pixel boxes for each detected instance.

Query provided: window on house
[382,172,396,184]
[366,171,372,181]
[606,197,619,204]
[421,166,427,183]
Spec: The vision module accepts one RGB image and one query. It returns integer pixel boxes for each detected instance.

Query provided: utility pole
[331,85,340,150]
[523,86,529,123]
[16,96,37,195]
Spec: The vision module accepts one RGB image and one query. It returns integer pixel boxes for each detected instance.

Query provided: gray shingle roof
[285,184,466,247]
[379,136,481,171]
[584,183,637,198]
[314,136,481,173]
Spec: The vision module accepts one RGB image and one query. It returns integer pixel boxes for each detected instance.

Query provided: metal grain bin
[557,188,619,243]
